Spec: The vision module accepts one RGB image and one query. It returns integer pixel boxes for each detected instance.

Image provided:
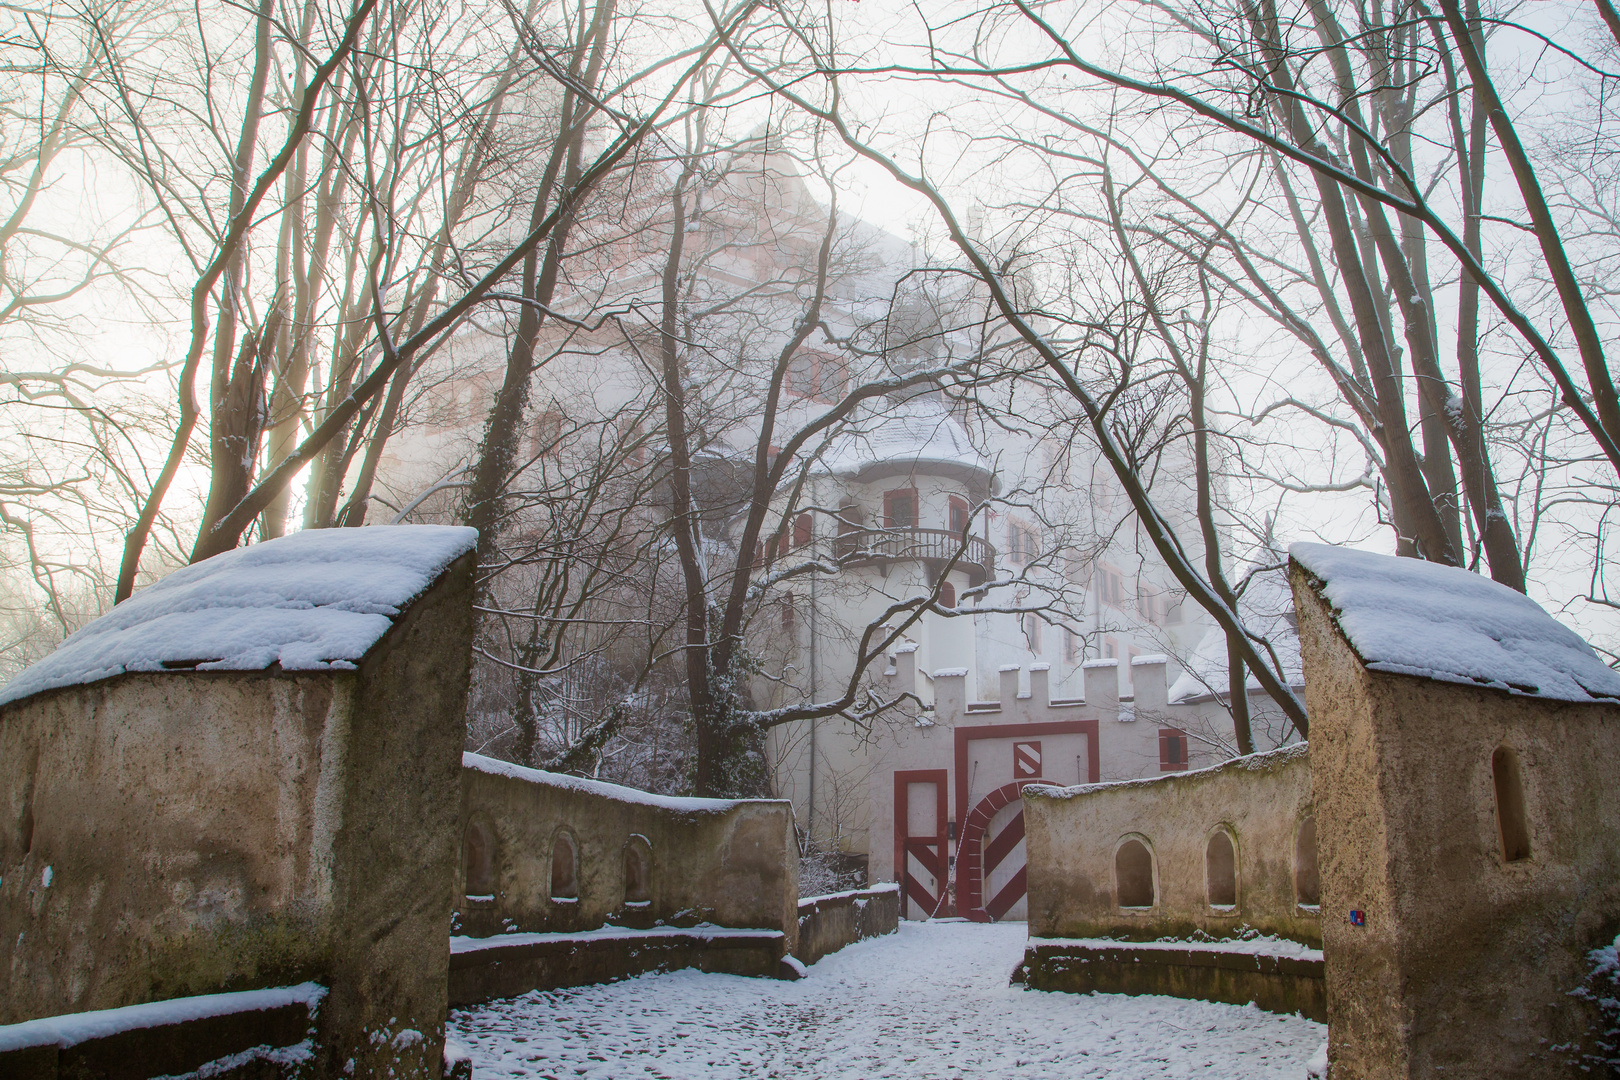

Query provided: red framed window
[532,410,563,457]
[884,488,919,529]
[1160,728,1190,772]
[1021,611,1043,653]
[785,350,849,403]
[1008,520,1040,565]
[949,496,971,536]
[1097,564,1126,608]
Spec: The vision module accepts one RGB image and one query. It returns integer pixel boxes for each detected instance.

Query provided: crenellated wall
[867,647,1248,895]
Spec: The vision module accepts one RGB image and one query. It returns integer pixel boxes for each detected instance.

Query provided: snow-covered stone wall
[1292,545,1620,1078]
[1021,742,1319,947]
[457,754,799,953]
[0,526,479,1080]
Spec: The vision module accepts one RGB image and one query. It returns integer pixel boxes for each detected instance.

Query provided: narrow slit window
[1295,816,1320,907]
[464,822,494,898]
[1206,831,1237,908]
[1492,746,1531,862]
[1116,839,1155,908]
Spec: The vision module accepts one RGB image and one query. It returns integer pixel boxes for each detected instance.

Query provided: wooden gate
[960,781,1032,922]
[893,769,950,919]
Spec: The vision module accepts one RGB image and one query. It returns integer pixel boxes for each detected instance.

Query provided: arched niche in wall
[623,834,652,905]
[1114,835,1156,909]
[1205,827,1238,909]
[550,829,580,901]
[1492,745,1532,863]
[1294,815,1320,909]
[463,818,497,899]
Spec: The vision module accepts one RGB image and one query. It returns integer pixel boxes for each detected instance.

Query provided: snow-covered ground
[448,920,1325,1079]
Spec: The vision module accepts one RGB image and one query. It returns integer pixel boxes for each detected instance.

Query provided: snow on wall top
[0,525,478,708]
[1290,542,1620,704]
[463,752,752,813]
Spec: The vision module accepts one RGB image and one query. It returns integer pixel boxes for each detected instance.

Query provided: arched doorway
[959,781,1035,922]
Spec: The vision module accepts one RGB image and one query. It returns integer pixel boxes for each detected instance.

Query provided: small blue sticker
[1349,909,1365,926]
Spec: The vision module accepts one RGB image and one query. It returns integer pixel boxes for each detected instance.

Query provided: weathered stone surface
[1017,940,1326,1021]
[455,757,798,952]
[447,929,787,1005]
[1022,744,1319,946]
[793,886,900,966]
[1,535,477,1079]
[1292,554,1620,1079]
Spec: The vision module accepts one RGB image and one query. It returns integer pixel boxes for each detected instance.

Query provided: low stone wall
[454,754,798,993]
[793,885,900,966]
[1022,742,1319,946]
[448,927,787,1005]
[0,982,323,1080]
[1016,939,1325,1021]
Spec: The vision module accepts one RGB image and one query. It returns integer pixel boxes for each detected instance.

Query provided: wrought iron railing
[834,527,995,582]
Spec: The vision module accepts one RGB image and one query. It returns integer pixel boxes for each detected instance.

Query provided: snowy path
[448,920,1325,1079]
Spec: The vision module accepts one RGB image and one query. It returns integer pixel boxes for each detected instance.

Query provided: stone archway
[959,781,1035,922]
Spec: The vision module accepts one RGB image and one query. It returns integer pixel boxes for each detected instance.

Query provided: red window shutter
[940,581,956,607]
[793,512,812,548]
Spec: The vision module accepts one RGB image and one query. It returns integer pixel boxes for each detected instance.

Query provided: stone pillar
[1083,658,1119,716]
[1132,656,1168,713]
[998,665,1021,718]
[1027,662,1051,710]
[932,669,967,726]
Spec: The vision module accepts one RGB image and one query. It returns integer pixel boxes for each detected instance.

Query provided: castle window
[1008,521,1040,565]
[1021,611,1042,653]
[793,512,812,548]
[949,496,970,536]
[835,502,863,559]
[1064,627,1080,663]
[551,833,579,901]
[940,581,956,608]
[1295,816,1320,908]
[1159,728,1189,771]
[624,838,651,904]
[1115,838,1155,908]
[532,410,563,457]
[464,821,495,898]
[1492,746,1531,862]
[1097,565,1126,608]
[884,488,918,529]
[786,350,848,403]
[1206,830,1237,908]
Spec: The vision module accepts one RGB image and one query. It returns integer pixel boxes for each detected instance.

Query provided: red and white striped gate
[960,781,1033,922]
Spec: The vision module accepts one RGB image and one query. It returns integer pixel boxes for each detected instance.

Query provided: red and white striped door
[894,770,949,919]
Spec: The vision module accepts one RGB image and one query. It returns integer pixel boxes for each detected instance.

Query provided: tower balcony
[834,527,995,586]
